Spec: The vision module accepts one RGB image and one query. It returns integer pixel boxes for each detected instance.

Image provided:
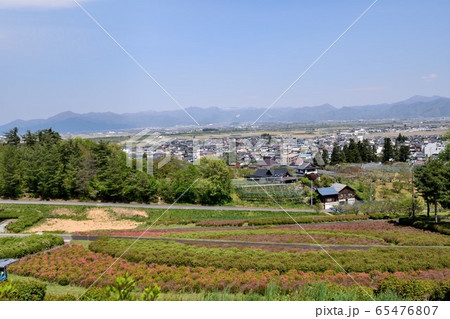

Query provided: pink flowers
[9,244,450,294]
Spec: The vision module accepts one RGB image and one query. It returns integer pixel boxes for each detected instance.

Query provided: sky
[0,0,449,125]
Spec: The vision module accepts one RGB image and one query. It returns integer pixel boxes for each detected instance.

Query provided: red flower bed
[9,245,450,294]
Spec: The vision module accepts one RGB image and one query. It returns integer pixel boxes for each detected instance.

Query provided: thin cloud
[348,86,388,92]
[0,0,92,9]
[421,73,438,82]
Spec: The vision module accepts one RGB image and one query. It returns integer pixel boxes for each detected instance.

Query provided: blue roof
[317,187,338,196]
[0,259,18,268]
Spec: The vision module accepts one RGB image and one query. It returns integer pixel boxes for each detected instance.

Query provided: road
[0,219,15,233]
[0,199,329,213]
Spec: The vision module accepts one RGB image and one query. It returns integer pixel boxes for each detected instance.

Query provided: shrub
[369,213,396,220]
[5,279,47,301]
[106,273,136,301]
[141,284,161,301]
[0,234,64,259]
[10,245,450,298]
[44,294,77,301]
[247,215,368,226]
[79,287,112,301]
[89,238,450,273]
[195,220,246,227]
[376,276,450,301]
[397,217,450,236]
[2,211,44,233]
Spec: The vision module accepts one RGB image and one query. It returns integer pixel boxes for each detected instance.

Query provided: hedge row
[247,214,369,226]
[89,238,450,273]
[0,235,64,259]
[397,217,450,236]
[0,210,43,233]
[376,276,450,301]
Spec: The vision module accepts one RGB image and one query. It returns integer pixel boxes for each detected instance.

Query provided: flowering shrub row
[247,215,369,226]
[195,220,247,227]
[89,238,450,273]
[9,245,450,299]
[164,229,387,246]
[0,235,64,259]
[276,221,450,246]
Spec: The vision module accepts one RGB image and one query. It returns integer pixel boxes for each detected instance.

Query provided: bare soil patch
[111,208,148,218]
[52,208,75,216]
[28,208,141,233]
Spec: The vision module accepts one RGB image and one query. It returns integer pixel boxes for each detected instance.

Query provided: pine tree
[0,145,22,198]
[347,139,361,163]
[382,138,394,162]
[4,127,20,146]
[330,145,343,165]
[321,149,329,165]
[398,145,410,162]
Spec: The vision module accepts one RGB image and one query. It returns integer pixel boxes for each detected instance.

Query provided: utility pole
[310,179,313,206]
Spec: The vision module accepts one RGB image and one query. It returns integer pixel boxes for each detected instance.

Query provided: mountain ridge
[1,96,449,134]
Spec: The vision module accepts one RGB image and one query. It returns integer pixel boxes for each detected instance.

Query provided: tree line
[326,135,410,166]
[0,128,232,205]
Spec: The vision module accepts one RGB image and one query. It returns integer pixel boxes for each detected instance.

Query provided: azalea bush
[164,228,387,246]
[89,238,450,273]
[247,215,369,226]
[9,245,450,300]
[0,234,64,259]
[0,279,47,301]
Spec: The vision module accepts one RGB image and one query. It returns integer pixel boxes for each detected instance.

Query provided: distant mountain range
[1,95,449,134]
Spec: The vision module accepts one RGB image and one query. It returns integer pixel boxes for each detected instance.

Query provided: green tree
[4,127,20,146]
[346,139,361,163]
[330,145,344,165]
[0,145,22,198]
[196,158,232,205]
[415,159,447,221]
[22,130,37,147]
[382,138,394,162]
[321,149,329,165]
[398,145,410,162]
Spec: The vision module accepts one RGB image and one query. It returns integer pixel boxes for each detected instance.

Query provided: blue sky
[0,0,449,125]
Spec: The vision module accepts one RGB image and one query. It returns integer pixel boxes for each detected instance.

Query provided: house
[316,183,356,209]
[249,156,279,169]
[296,162,318,176]
[317,187,339,209]
[245,168,297,183]
[331,183,356,205]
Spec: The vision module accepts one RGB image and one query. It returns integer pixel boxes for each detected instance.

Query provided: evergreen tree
[330,145,343,165]
[347,139,362,163]
[4,127,20,146]
[22,130,37,146]
[342,145,349,163]
[0,145,22,198]
[321,149,329,165]
[398,145,410,162]
[382,138,394,162]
